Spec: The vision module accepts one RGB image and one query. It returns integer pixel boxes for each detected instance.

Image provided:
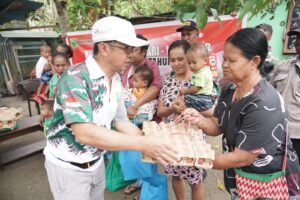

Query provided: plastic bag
[140,174,168,200]
[105,151,134,192]
[119,150,157,180]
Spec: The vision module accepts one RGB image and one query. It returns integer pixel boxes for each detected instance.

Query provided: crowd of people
[31,16,300,200]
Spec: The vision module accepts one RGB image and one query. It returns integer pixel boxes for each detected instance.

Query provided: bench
[0,115,45,170]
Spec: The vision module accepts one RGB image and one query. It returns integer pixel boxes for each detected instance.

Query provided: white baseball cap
[92,16,149,47]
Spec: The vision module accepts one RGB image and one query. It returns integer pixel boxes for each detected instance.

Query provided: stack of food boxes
[142,121,215,169]
[0,107,22,132]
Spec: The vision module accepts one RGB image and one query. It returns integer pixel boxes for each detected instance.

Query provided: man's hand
[127,105,137,119]
[142,134,180,166]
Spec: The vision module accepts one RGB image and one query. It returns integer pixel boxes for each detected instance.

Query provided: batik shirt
[159,74,190,123]
[213,79,300,196]
[44,56,128,171]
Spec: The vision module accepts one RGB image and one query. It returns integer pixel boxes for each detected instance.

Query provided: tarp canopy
[0,0,43,24]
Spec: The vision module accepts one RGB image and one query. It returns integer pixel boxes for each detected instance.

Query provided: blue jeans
[184,94,214,112]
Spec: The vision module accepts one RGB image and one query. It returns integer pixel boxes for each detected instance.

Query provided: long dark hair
[57,43,73,58]
[168,40,190,57]
[226,28,268,75]
[52,52,69,64]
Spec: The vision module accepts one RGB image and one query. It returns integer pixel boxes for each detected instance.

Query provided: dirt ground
[0,96,230,200]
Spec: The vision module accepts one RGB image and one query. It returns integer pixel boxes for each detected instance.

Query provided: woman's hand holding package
[183,108,205,129]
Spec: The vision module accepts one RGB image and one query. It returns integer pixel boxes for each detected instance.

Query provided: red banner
[66,17,243,78]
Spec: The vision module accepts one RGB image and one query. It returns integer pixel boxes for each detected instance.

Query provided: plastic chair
[19,79,41,116]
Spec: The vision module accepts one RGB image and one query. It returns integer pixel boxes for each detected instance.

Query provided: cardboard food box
[0,107,22,131]
[142,121,215,169]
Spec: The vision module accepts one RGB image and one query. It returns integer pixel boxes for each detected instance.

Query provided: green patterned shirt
[49,73,59,98]
[44,56,128,167]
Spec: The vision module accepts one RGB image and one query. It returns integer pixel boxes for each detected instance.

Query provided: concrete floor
[0,96,230,200]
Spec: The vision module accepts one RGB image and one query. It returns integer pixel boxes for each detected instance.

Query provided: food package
[142,121,215,169]
[0,107,22,130]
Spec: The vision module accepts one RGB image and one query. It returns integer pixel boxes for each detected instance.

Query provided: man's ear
[98,42,108,56]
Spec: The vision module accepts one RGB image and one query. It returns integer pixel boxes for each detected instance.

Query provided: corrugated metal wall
[0,38,18,95]
[0,38,57,95]
[12,40,45,80]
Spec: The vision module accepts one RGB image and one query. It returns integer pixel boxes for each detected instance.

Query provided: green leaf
[210,7,218,19]
[238,0,257,23]
[178,11,185,21]
[195,1,208,29]
[227,0,239,13]
[210,7,222,26]
[261,12,268,19]
[172,2,196,13]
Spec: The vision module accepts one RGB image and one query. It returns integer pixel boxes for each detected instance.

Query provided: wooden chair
[19,79,41,116]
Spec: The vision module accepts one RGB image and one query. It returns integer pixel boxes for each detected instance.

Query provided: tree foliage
[67,0,100,31]
[27,0,292,32]
[174,0,292,29]
[28,0,56,27]
[66,0,173,31]
[114,0,173,17]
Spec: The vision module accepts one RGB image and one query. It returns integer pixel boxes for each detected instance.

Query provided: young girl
[48,53,70,99]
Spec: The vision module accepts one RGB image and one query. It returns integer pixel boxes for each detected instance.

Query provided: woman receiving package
[183,28,300,199]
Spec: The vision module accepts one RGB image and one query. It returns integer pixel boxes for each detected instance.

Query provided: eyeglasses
[132,47,141,52]
[104,41,133,54]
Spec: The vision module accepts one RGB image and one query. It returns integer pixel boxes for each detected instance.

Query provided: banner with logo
[66,16,244,79]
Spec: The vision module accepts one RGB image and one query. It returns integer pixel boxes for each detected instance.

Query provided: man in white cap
[43,16,178,200]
